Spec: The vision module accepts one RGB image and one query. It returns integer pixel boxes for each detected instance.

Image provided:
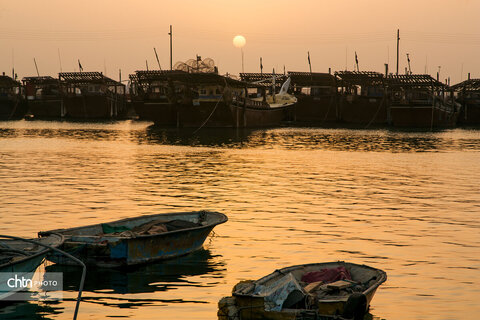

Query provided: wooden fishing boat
[288,71,338,124]
[219,261,386,320]
[42,211,228,268]
[0,233,64,300]
[0,74,28,120]
[335,71,388,126]
[23,76,66,118]
[59,72,127,119]
[388,74,460,128]
[129,70,183,123]
[131,68,296,128]
[451,77,480,125]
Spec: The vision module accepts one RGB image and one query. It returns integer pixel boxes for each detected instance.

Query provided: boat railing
[232,96,270,110]
[0,233,86,320]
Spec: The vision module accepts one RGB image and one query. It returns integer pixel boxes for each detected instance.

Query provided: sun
[233,35,246,48]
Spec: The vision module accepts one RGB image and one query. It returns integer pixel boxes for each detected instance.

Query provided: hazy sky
[1,0,479,84]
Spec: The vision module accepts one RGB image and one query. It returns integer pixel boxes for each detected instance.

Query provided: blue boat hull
[45,211,227,268]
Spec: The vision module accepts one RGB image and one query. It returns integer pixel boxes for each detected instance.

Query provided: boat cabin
[22,76,63,100]
[59,72,125,97]
[0,74,22,98]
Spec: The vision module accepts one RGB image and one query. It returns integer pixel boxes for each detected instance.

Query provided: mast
[169,25,173,70]
[396,29,400,75]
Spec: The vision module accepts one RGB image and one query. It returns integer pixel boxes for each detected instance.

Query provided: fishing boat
[59,72,126,119]
[388,74,460,128]
[42,211,228,268]
[288,71,338,124]
[451,77,480,125]
[0,233,64,300]
[23,76,66,118]
[129,70,185,123]
[219,261,386,320]
[335,71,388,126]
[0,73,28,120]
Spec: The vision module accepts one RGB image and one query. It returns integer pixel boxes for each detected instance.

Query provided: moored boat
[59,72,126,119]
[219,261,386,320]
[288,71,338,124]
[23,76,66,118]
[42,211,228,268]
[0,73,28,120]
[451,77,480,125]
[388,74,460,128]
[0,233,64,300]
[129,70,182,123]
[335,71,388,126]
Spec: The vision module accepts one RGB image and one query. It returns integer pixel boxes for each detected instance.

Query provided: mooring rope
[193,92,225,134]
[7,98,20,120]
[364,94,386,129]
[319,94,336,125]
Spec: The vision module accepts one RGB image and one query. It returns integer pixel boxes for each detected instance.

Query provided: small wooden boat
[0,233,64,300]
[221,261,386,320]
[42,211,228,268]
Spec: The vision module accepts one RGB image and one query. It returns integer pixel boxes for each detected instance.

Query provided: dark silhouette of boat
[0,74,28,120]
[452,77,480,125]
[388,74,460,128]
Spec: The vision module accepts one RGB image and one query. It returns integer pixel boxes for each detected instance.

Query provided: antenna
[307,51,312,73]
[355,51,359,72]
[58,48,63,72]
[146,60,149,71]
[33,58,40,76]
[12,49,14,79]
[260,57,263,75]
[154,47,162,70]
[168,25,173,70]
[396,29,400,75]
[406,53,411,75]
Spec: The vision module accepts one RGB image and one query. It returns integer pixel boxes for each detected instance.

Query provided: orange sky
[1,0,479,84]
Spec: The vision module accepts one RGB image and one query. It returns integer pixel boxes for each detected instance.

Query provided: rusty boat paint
[229,261,386,320]
[42,211,227,268]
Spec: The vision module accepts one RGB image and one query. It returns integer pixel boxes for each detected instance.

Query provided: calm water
[0,120,479,319]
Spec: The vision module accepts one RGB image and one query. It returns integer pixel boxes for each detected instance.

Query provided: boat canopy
[386,74,446,88]
[0,75,21,88]
[451,78,480,92]
[22,76,61,86]
[59,72,124,88]
[335,71,385,87]
[132,70,258,88]
[288,71,336,87]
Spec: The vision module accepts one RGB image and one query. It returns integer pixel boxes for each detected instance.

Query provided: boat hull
[133,100,177,123]
[64,94,126,119]
[390,103,458,127]
[339,95,388,125]
[229,261,386,320]
[152,100,291,128]
[0,99,28,120]
[44,211,227,268]
[458,100,480,125]
[294,95,338,123]
[28,98,65,118]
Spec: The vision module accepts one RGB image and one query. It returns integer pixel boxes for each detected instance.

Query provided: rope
[364,93,386,129]
[1,233,86,320]
[193,92,225,134]
[319,94,336,125]
[7,98,20,120]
